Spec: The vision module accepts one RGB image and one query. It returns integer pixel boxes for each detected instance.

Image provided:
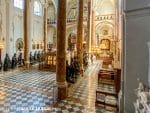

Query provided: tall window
[34,1,42,16]
[14,0,23,9]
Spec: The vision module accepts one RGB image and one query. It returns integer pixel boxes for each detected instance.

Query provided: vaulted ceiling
[45,0,115,19]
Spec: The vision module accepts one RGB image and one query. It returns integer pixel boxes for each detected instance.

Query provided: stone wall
[123,0,150,112]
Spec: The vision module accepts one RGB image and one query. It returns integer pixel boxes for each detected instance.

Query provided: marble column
[87,0,92,55]
[77,0,84,76]
[43,7,48,53]
[6,0,13,57]
[91,9,95,47]
[24,0,30,68]
[56,0,67,100]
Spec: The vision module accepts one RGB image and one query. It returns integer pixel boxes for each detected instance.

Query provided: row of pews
[96,68,121,112]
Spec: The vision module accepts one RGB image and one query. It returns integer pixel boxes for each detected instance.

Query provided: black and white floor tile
[0,61,117,113]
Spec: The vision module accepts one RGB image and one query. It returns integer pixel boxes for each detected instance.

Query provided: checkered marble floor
[0,61,117,113]
[0,70,56,113]
[0,70,56,93]
[71,62,99,106]
[51,99,104,113]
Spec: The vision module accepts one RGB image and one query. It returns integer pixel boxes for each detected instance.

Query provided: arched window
[14,0,24,9]
[34,1,42,16]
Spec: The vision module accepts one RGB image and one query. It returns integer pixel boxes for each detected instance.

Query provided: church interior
[0,0,150,113]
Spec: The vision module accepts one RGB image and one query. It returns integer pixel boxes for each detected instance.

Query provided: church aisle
[52,61,106,113]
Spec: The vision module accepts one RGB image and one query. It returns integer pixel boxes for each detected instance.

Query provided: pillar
[24,0,30,68]
[91,9,95,47]
[6,0,13,57]
[77,0,84,76]
[56,0,67,100]
[44,7,48,53]
[87,0,92,55]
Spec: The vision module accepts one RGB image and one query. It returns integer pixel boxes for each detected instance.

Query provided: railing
[47,15,114,25]
[47,18,88,25]
[47,19,56,24]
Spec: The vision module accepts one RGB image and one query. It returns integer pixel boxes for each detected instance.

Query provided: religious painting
[16,38,23,51]
[100,39,110,50]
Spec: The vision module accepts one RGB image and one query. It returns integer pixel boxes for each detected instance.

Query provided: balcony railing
[47,15,114,25]
[47,18,88,25]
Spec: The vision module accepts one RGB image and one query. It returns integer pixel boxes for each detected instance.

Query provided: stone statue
[134,79,150,113]
[34,51,37,63]
[18,52,23,66]
[137,79,145,96]
[37,51,41,62]
[11,53,17,69]
[3,53,11,71]
[29,52,33,64]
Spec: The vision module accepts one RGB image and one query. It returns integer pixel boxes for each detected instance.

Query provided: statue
[29,52,33,64]
[18,52,23,66]
[11,53,17,69]
[134,79,150,113]
[3,53,11,71]
[37,51,41,62]
[34,51,37,63]
[136,79,145,97]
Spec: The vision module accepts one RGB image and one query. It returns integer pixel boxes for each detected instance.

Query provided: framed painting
[100,39,110,50]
